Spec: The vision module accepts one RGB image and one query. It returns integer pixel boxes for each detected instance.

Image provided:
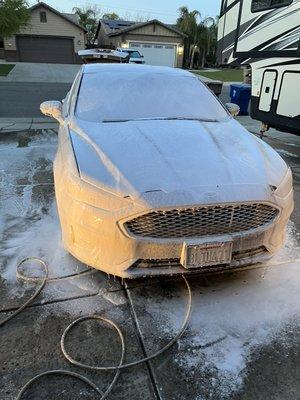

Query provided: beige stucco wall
[97,22,185,68]
[131,23,179,37]
[4,6,85,52]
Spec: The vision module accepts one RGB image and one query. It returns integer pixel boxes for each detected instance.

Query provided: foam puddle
[272,221,300,263]
[135,223,300,398]
[174,251,299,396]
[0,203,86,282]
[0,198,128,315]
[275,148,298,159]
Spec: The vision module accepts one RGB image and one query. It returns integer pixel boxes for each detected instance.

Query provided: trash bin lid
[230,83,251,90]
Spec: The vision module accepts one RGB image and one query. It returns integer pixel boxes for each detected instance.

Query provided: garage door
[129,42,176,67]
[17,36,74,64]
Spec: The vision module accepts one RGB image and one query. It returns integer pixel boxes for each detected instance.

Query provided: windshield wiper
[102,117,219,123]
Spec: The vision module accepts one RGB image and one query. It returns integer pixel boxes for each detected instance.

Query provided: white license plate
[181,240,233,269]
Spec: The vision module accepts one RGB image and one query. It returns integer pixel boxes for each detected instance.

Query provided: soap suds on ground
[0,130,299,399]
[135,224,300,397]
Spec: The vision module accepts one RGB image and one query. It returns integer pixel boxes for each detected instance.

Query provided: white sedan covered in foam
[40,64,293,278]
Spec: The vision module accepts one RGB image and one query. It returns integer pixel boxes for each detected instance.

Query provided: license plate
[181,239,233,269]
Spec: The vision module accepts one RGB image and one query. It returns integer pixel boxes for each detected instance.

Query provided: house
[2,2,86,64]
[95,19,187,68]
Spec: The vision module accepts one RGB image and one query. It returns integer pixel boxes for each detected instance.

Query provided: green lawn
[194,68,243,82]
[0,64,15,76]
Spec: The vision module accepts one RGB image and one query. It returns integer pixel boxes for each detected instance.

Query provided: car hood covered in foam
[69,117,287,206]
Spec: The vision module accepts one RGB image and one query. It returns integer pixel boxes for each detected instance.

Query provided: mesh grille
[124,203,279,239]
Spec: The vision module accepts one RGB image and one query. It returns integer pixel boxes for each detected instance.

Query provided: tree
[203,19,218,67]
[176,7,218,68]
[73,6,98,45]
[0,0,30,39]
[196,17,217,68]
[102,12,119,20]
[176,6,200,69]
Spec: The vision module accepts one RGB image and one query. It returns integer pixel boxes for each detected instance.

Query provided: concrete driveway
[0,116,299,399]
[0,62,80,83]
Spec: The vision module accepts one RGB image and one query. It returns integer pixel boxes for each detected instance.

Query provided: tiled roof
[62,13,80,25]
[101,19,136,34]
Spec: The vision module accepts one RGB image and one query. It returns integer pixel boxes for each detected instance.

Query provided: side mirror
[225,102,240,117]
[40,100,63,122]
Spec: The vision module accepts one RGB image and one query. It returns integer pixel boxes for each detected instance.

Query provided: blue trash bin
[230,84,251,115]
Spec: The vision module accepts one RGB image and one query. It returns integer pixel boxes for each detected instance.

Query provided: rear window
[76,70,229,123]
[128,51,142,58]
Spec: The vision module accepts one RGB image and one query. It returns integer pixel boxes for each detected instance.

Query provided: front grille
[124,203,279,239]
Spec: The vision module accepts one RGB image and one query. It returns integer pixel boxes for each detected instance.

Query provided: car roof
[82,63,194,78]
[118,48,141,51]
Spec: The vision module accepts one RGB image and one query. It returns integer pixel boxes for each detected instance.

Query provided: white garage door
[129,42,176,67]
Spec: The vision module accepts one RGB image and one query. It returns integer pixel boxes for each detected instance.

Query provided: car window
[65,69,83,116]
[129,51,142,58]
[76,71,229,123]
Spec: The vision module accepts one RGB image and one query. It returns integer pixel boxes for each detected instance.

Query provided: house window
[251,0,292,12]
[40,11,47,23]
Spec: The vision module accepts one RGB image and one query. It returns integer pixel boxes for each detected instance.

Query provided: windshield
[76,70,229,123]
[128,51,142,58]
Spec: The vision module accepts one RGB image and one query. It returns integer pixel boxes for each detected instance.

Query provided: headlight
[272,168,293,199]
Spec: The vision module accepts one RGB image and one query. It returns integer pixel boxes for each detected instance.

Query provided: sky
[29,0,221,23]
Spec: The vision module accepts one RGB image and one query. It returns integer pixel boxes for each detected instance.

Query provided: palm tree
[196,17,216,68]
[176,6,200,68]
[177,7,218,68]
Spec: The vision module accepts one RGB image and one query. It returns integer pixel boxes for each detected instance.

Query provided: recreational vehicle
[218,0,300,135]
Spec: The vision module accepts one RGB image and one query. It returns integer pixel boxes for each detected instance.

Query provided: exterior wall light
[177,44,184,55]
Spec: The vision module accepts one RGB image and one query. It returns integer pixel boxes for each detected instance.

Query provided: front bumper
[56,185,294,278]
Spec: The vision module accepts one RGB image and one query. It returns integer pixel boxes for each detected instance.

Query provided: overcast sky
[30,0,221,23]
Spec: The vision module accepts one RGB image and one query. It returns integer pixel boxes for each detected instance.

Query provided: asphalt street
[0,82,71,117]
[0,82,232,118]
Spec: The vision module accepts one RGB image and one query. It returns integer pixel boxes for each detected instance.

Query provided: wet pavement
[0,119,299,400]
